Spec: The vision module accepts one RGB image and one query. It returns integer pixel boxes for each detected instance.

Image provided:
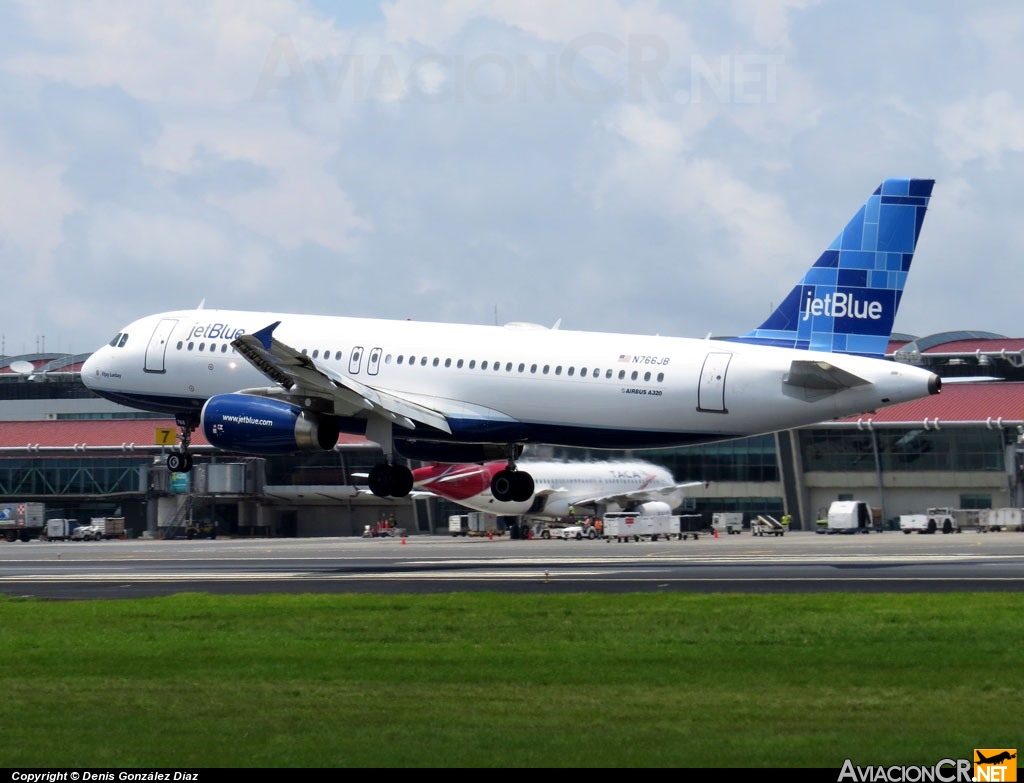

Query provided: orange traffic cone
[400,534,407,545]
[488,530,494,540]
[713,528,719,539]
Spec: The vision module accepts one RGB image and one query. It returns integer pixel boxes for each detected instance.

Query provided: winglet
[732,178,934,358]
[252,321,281,351]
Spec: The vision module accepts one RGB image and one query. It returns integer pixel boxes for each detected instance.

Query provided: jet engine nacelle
[201,393,339,455]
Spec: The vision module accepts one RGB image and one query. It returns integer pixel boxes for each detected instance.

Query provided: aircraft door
[349,346,364,375]
[697,352,732,413]
[144,318,178,374]
[367,347,382,376]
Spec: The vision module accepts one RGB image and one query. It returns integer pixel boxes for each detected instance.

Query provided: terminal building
[1,331,1022,537]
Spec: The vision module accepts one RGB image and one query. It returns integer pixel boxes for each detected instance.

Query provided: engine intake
[201,393,339,455]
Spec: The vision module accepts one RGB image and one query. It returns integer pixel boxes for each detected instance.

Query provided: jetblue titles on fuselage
[187,322,246,341]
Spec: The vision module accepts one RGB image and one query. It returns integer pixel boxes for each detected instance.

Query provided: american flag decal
[618,354,631,362]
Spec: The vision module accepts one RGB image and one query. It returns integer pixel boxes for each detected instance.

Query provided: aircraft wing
[567,481,705,510]
[232,322,452,434]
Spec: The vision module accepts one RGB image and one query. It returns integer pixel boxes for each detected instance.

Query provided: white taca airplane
[411,460,702,519]
[82,178,940,502]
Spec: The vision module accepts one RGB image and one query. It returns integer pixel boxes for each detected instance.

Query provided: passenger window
[657,372,664,382]
[568,367,575,377]
[530,364,537,373]
[631,371,638,380]
[433,358,440,367]
[644,372,651,381]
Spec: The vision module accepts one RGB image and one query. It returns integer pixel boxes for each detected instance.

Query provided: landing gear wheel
[510,471,534,502]
[166,452,193,473]
[367,464,414,498]
[491,469,535,502]
[389,464,413,498]
[491,470,515,502]
[368,464,393,498]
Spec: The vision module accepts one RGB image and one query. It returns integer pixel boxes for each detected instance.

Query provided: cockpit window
[109,333,123,348]
[118,333,128,347]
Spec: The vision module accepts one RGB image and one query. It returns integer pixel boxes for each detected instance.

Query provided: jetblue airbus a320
[82,178,941,501]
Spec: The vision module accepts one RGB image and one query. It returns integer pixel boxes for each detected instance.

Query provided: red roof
[917,338,1024,355]
[1,384,1022,450]
[0,419,374,449]
[835,381,1024,425]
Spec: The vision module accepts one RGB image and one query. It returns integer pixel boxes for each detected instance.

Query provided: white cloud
[0,135,80,285]
[1,0,1024,352]
[937,91,1024,169]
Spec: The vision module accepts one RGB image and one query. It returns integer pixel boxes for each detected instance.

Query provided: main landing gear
[367,462,414,498]
[166,413,197,473]
[490,465,535,503]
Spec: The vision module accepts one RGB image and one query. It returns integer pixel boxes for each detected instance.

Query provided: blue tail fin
[733,178,934,358]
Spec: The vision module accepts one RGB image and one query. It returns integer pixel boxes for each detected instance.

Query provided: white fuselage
[81,308,939,451]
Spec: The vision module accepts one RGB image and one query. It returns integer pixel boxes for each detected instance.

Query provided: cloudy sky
[2,1,1021,357]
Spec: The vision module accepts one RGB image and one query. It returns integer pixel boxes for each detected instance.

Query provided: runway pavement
[1,529,1023,599]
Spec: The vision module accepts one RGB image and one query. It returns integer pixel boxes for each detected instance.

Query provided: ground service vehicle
[712,512,744,535]
[0,503,46,542]
[824,501,875,534]
[447,512,499,537]
[979,508,1024,532]
[43,519,78,541]
[553,522,599,540]
[72,517,126,541]
[752,516,785,536]
[603,511,696,541]
[900,508,959,534]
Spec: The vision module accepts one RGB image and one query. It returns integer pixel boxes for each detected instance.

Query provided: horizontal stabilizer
[784,360,870,391]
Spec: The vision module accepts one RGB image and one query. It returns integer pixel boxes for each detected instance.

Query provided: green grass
[0,592,1019,767]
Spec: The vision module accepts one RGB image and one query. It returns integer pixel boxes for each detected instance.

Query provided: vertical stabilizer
[733,178,934,358]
